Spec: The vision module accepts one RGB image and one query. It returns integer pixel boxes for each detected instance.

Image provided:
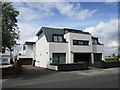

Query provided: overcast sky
[13,2,118,56]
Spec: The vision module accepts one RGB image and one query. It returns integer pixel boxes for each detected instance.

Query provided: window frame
[73,40,89,46]
[52,53,66,64]
[53,34,64,42]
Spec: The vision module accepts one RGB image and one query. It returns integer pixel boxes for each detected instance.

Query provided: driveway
[2,65,119,88]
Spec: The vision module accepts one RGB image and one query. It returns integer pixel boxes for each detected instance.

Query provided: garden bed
[93,60,120,68]
[50,62,88,71]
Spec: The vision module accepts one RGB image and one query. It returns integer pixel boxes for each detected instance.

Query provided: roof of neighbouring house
[24,42,36,45]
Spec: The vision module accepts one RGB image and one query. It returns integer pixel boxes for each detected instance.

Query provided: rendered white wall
[35,35,49,68]
[69,33,93,52]
[92,44,105,60]
[17,44,34,60]
[64,33,72,63]
[47,65,58,71]
[33,44,36,60]
[64,32,93,63]
[25,45,33,58]
[49,42,69,63]
[92,45,104,53]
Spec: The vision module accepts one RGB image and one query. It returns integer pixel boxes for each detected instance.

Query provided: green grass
[104,60,120,63]
[50,62,85,65]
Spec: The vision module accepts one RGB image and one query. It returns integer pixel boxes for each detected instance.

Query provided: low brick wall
[2,60,22,76]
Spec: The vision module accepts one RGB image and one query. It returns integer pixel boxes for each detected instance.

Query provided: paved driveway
[2,65,119,88]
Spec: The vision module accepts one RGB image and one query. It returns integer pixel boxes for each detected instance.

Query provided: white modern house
[17,42,36,65]
[35,27,104,70]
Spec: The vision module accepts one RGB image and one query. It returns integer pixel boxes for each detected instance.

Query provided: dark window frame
[92,38,101,45]
[53,34,65,42]
[73,40,89,46]
[23,45,26,50]
[52,53,66,63]
[94,53,102,62]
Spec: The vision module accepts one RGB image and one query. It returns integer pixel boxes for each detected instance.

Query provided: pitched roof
[36,27,64,42]
[25,42,36,45]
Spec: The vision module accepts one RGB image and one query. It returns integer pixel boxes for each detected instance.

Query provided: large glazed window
[73,40,89,45]
[52,53,66,63]
[94,53,102,62]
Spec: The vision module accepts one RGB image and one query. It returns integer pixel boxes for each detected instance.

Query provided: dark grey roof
[63,28,90,34]
[92,36,98,39]
[36,27,91,42]
[25,42,36,45]
[36,27,64,42]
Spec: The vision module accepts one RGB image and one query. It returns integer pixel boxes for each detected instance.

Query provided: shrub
[104,60,120,63]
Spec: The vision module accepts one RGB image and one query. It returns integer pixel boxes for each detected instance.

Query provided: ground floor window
[74,53,91,66]
[52,53,66,63]
[94,53,102,62]
[2,57,10,65]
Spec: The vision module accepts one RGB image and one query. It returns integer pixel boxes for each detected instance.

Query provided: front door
[94,53,102,62]
[74,53,91,66]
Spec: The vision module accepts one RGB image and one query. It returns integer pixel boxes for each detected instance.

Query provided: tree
[0,2,2,52]
[2,2,20,52]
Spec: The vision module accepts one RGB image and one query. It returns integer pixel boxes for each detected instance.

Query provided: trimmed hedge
[104,60,120,63]
[50,62,88,71]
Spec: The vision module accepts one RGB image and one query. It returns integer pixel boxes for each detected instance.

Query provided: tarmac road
[2,65,119,88]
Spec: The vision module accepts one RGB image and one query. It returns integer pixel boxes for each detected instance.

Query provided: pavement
[2,65,119,88]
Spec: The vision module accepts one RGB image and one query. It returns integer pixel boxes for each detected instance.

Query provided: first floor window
[73,40,89,45]
[73,40,78,45]
[53,35,64,42]
[53,35,58,42]
[78,41,83,45]
[92,38,99,44]
[83,41,89,45]
[58,36,63,42]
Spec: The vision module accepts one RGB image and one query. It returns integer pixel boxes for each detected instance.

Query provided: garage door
[19,58,32,65]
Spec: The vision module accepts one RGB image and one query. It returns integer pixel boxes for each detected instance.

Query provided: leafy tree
[0,2,2,52]
[2,2,20,52]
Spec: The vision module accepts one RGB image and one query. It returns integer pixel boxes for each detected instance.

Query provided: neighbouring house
[17,42,36,65]
[0,48,12,65]
[105,55,118,61]
[35,27,104,70]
